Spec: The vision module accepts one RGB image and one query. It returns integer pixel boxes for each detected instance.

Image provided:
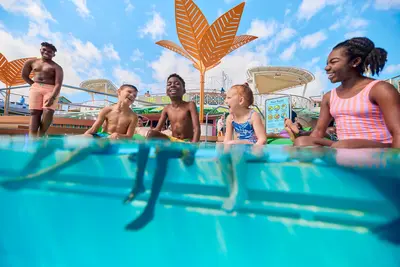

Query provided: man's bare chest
[32,62,55,74]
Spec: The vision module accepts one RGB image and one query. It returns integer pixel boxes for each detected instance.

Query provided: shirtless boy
[84,84,138,139]
[22,42,64,137]
[147,73,201,142]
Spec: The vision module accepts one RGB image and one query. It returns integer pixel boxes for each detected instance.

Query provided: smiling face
[40,46,55,60]
[118,85,137,105]
[166,76,185,98]
[224,87,244,113]
[325,47,362,83]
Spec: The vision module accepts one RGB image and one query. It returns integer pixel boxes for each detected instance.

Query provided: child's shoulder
[100,106,113,115]
[249,110,261,121]
[184,100,197,109]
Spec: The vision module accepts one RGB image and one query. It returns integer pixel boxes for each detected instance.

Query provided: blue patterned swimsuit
[232,110,258,143]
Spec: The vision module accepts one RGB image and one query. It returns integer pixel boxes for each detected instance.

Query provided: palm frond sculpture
[0,53,35,115]
[156,1,258,121]
[0,53,35,87]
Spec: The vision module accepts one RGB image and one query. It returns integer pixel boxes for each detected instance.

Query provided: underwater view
[2,0,400,266]
[1,137,400,266]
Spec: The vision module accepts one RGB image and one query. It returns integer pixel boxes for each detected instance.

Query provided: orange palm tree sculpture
[156,0,258,121]
[0,53,35,115]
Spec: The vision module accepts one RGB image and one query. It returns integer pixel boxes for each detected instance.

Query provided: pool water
[0,136,399,266]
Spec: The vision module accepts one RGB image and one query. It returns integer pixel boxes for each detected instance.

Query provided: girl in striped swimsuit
[295,37,400,149]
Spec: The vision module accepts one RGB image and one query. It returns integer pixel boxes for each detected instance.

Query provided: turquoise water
[0,136,400,266]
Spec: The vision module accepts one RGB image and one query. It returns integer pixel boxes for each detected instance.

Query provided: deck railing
[386,75,400,92]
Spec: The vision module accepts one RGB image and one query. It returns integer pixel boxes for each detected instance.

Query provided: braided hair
[333,37,387,76]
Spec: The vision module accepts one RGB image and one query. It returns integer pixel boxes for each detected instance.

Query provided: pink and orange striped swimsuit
[329,80,392,143]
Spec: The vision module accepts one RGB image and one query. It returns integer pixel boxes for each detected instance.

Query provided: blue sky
[1,0,400,102]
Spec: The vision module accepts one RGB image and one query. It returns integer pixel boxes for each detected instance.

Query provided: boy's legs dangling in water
[124,144,150,204]
[125,145,197,230]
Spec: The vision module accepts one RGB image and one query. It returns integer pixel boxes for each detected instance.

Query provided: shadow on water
[317,148,400,245]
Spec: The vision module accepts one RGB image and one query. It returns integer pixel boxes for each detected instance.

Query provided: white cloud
[103,44,120,61]
[329,21,341,31]
[131,48,144,62]
[274,27,297,45]
[348,18,369,30]
[124,0,134,13]
[149,46,269,93]
[246,19,278,39]
[297,0,344,20]
[285,8,291,16]
[113,66,142,86]
[69,0,91,18]
[384,64,400,74]
[0,0,55,23]
[305,57,321,68]
[374,0,400,10]
[70,38,102,64]
[329,16,369,33]
[344,30,367,39]
[300,31,328,49]
[280,43,297,61]
[361,1,371,12]
[138,10,167,40]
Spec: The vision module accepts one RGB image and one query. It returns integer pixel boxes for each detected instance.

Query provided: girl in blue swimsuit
[224,83,267,145]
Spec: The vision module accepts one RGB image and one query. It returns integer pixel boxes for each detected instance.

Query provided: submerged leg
[221,147,249,212]
[1,141,112,189]
[125,148,185,231]
[373,217,400,245]
[123,144,150,204]
[21,138,64,176]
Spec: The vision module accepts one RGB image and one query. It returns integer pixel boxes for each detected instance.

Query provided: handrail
[0,84,167,114]
[204,105,229,143]
[252,104,265,120]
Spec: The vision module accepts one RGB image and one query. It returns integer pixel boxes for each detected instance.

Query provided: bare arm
[51,65,64,98]
[154,107,168,131]
[117,114,138,139]
[21,59,35,85]
[251,112,267,145]
[370,82,400,148]
[224,115,234,143]
[189,101,200,142]
[84,108,111,134]
[310,92,333,138]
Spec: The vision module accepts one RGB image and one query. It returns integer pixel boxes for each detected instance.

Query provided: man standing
[22,42,63,137]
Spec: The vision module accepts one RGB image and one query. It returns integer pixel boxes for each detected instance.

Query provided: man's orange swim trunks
[28,82,59,110]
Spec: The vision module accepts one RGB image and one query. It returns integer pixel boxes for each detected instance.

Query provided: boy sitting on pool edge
[146,73,201,142]
[83,84,139,139]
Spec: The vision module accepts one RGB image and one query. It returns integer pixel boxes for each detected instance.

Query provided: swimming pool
[0,136,399,266]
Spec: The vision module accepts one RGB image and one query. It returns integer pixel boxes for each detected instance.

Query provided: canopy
[247,66,315,95]
[79,79,118,96]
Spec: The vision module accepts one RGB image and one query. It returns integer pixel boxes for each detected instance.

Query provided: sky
[1,0,400,103]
